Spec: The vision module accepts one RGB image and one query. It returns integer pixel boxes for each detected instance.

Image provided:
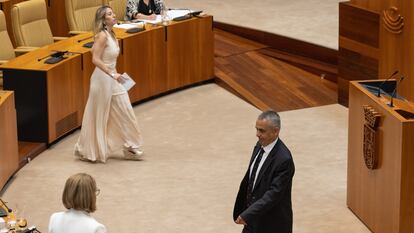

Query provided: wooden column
[45,0,70,36]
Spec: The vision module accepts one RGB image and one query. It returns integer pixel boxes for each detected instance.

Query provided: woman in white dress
[75,6,143,162]
[49,173,106,233]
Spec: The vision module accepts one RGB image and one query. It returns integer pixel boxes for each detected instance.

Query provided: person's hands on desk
[135,13,156,20]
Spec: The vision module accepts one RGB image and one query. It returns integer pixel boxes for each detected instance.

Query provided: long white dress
[74,31,143,163]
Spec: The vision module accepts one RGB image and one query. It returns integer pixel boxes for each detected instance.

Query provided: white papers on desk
[114,22,144,29]
[139,10,195,24]
[167,10,192,19]
[120,73,136,91]
[140,15,163,24]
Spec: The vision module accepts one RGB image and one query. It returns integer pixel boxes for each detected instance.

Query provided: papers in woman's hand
[120,73,136,91]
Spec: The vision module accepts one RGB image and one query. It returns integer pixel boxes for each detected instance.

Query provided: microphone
[171,8,192,21]
[77,36,93,43]
[377,70,399,97]
[0,198,12,213]
[388,76,405,107]
[21,226,41,233]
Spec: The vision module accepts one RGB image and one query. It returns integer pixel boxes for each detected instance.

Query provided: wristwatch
[110,72,116,78]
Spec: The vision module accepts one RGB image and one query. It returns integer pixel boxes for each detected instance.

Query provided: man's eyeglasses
[95,188,100,196]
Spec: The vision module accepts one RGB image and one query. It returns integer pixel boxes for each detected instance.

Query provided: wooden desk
[115,24,167,102]
[166,16,214,90]
[1,16,214,144]
[348,81,414,233]
[0,91,18,190]
[1,35,85,143]
[116,15,214,102]
[54,33,95,114]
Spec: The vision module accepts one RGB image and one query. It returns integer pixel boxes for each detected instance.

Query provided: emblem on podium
[363,105,381,169]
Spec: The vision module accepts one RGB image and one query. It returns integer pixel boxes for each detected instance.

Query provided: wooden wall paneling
[46,33,95,120]
[339,3,379,47]
[79,51,93,114]
[0,91,19,190]
[349,0,382,12]
[117,26,166,103]
[348,0,414,103]
[145,28,168,97]
[378,1,401,100]
[45,0,70,36]
[166,19,198,90]
[65,34,95,117]
[400,122,414,232]
[338,2,379,106]
[47,55,83,142]
[194,15,214,83]
[397,0,414,103]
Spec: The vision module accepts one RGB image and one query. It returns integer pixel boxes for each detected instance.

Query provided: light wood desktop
[1,36,84,143]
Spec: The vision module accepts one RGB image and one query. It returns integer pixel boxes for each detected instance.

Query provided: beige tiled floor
[167,0,343,49]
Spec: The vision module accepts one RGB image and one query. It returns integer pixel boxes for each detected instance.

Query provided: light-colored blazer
[49,209,106,233]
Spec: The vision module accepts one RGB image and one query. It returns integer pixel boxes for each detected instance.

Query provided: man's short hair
[258,110,281,129]
[62,173,97,213]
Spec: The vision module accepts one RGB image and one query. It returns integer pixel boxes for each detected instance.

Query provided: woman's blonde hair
[94,5,112,35]
[62,173,98,213]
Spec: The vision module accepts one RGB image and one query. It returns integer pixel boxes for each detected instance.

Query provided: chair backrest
[0,10,15,60]
[108,0,127,21]
[11,0,54,47]
[65,0,105,32]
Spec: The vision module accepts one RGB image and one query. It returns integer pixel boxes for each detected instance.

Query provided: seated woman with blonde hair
[48,173,106,233]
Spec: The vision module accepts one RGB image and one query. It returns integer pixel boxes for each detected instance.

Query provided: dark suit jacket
[233,139,295,233]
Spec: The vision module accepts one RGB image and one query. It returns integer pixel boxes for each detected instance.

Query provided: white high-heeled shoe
[123,146,144,160]
[75,150,93,162]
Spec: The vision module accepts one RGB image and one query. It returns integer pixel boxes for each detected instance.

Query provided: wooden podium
[0,91,19,190]
[347,80,414,233]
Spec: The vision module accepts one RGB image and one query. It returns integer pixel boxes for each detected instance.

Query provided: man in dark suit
[234,110,295,233]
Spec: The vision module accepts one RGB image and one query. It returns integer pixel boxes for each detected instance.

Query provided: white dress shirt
[249,138,278,188]
[49,209,106,233]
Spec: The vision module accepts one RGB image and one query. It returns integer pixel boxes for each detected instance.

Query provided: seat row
[0,0,127,88]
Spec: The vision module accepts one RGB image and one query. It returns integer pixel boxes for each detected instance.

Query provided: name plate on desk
[126,27,145,33]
